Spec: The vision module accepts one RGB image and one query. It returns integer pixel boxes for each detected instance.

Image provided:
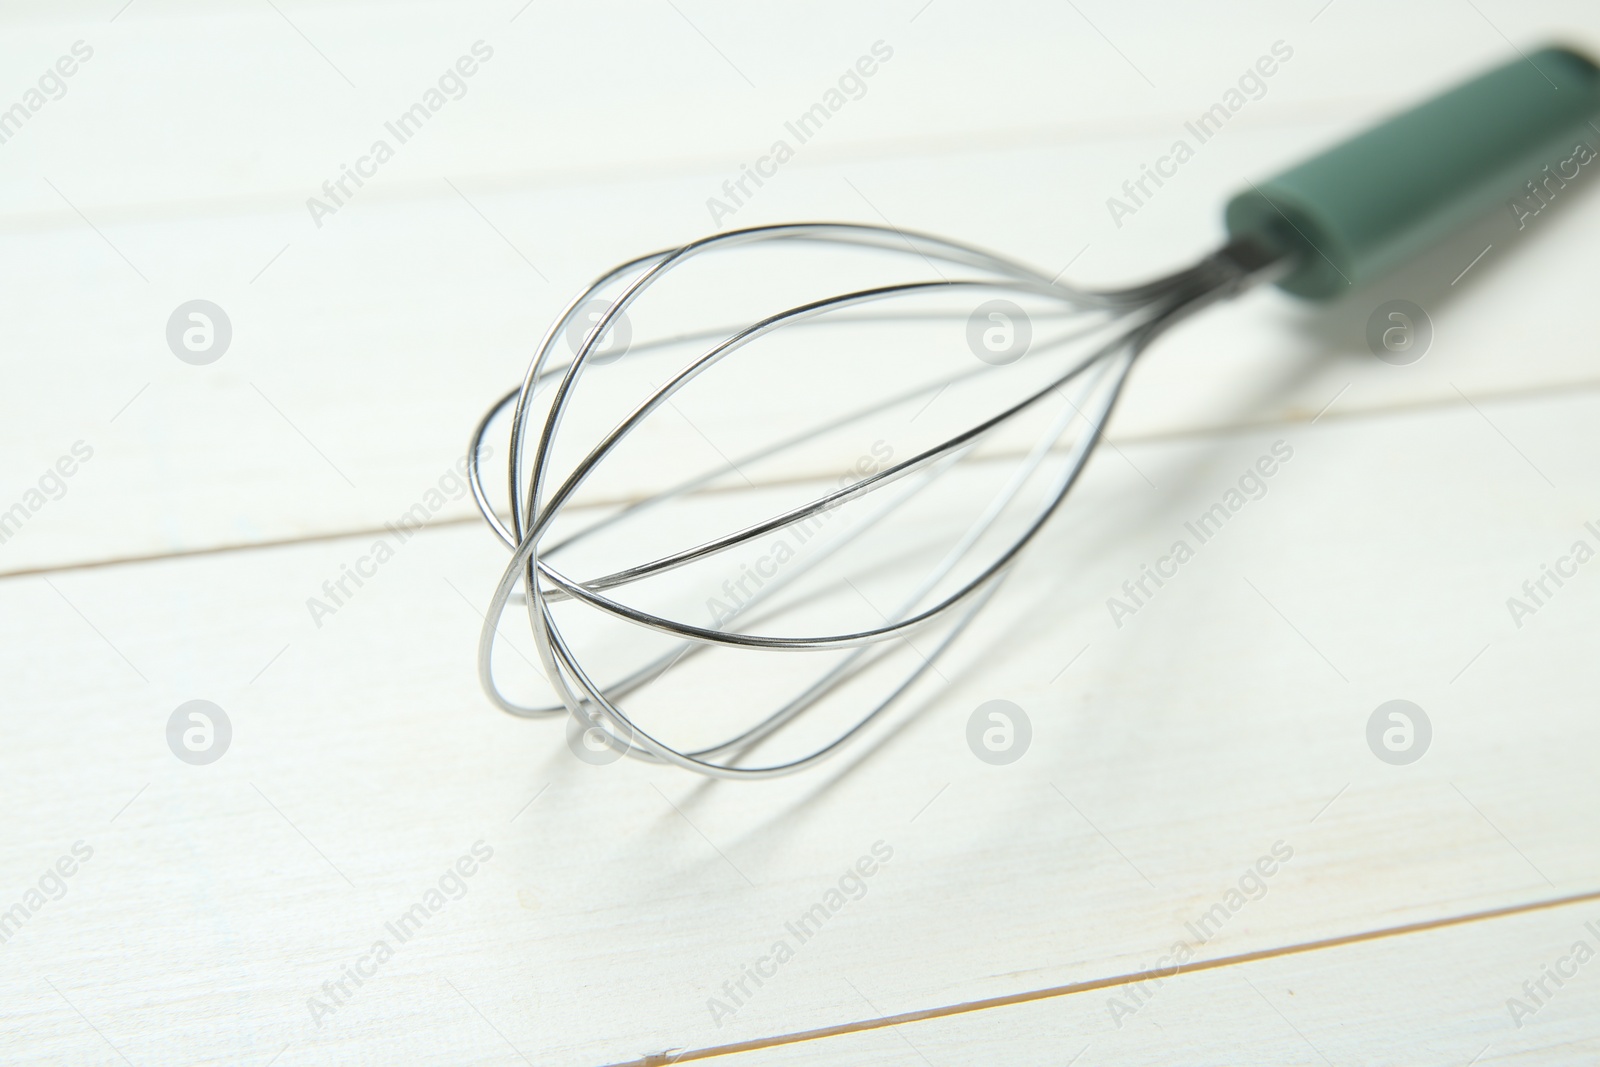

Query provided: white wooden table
[6,2,1600,1063]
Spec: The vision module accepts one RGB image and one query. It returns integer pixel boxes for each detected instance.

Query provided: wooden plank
[0,1,1532,220]
[3,386,1598,1063]
[6,4,1600,578]
[707,897,1600,1065]
[9,5,1600,1065]
[7,121,1600,577]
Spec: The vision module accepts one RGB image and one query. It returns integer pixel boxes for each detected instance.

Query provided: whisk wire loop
[468,222,1287,777]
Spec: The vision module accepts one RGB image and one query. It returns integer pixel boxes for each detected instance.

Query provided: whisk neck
[1203,233,1297,296]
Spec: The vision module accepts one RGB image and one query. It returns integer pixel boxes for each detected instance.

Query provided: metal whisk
[467,46,1600,777]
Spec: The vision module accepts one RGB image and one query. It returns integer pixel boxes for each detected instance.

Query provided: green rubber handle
[1225,45,1600,298]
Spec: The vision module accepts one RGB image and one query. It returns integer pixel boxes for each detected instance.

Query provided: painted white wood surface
[7,392,1600,1064]
[6,2,1600,1065]
[714,900,1600,1065]
[4,1,1600,574]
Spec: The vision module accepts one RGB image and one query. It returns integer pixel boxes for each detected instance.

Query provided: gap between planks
[0,96,1393,236]
[603,885,1600,1067]
[6,371,1597,584]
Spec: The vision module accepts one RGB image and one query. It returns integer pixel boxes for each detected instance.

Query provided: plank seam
[7,372,1598,583]
[604,885,1600,1066]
